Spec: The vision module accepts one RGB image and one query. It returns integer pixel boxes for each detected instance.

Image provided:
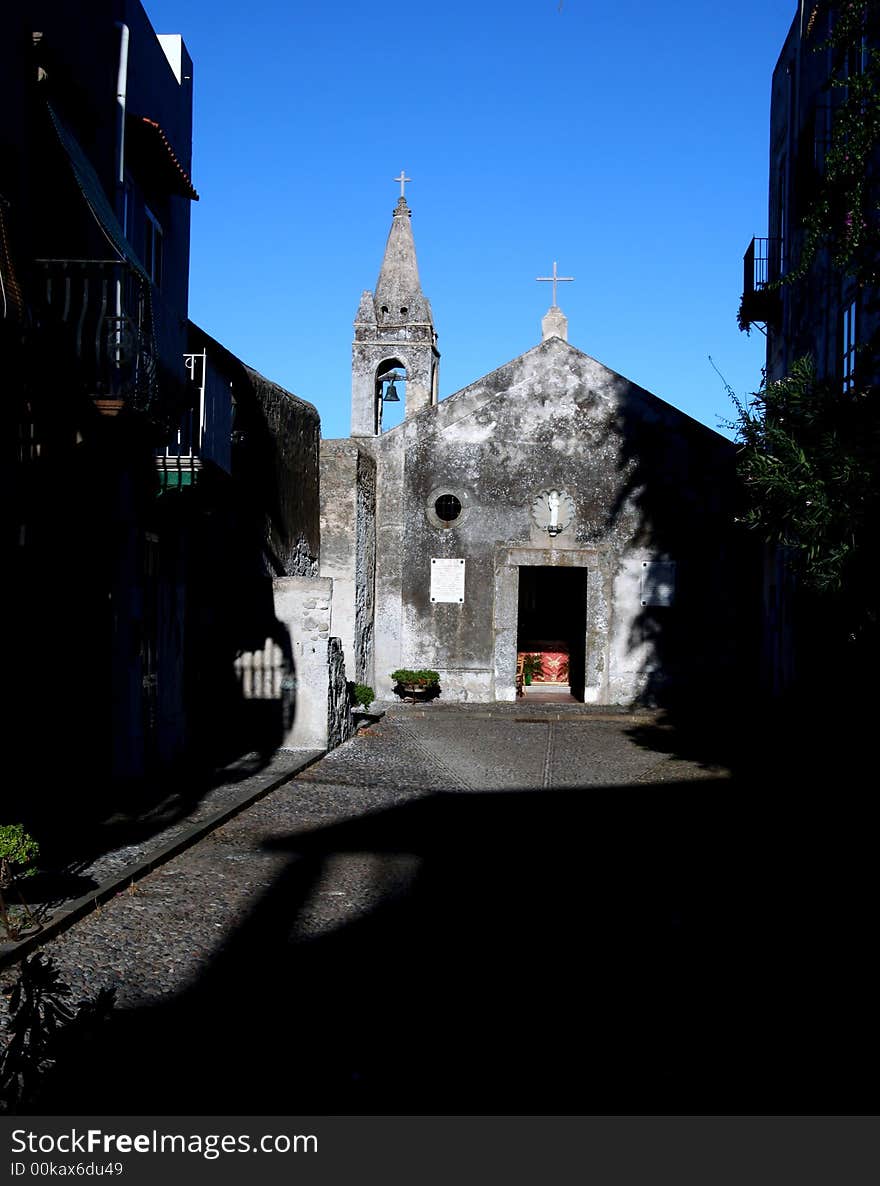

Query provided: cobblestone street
[1,705,873,1116]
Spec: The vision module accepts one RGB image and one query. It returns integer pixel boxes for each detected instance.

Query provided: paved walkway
[0,703,872,1116]
[0,748,324,969]
[0,700,724,969]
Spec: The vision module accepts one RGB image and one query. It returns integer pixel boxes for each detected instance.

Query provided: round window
[434,494,462,523]
[426,487,470,529]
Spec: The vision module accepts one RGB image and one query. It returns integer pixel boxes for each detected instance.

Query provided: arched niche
[374,358,407,432]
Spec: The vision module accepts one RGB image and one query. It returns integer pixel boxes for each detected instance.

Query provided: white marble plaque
[430,558,465,603]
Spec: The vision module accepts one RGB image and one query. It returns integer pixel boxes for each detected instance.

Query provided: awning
[126,116,199,201]
[46,102,149,282]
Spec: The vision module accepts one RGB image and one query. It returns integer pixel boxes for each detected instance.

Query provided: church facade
[321,190,754,707]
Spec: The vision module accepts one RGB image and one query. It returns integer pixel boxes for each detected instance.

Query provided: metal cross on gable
[536,260,574,306]
[393,170,412,198]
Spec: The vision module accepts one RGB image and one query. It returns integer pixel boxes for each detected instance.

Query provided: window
[842,299,857,392]
[426,488,469,529]
[144,205,163,288]
[434,494,462,523]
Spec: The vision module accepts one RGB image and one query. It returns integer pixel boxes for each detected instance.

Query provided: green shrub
[0,825,40,942]
[353,684,375,708]
[0,826,39,883]
[390,669,440,687]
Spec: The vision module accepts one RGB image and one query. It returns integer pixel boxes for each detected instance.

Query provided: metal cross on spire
[393,170,412,199]
[536,260,574,306]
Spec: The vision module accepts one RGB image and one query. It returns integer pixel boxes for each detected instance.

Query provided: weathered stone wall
[273,576,352,749]
[366,431,405,695]
[370,337,751,706]
[245,365,320,576]
[320,440,376,686]
[327,636,354,749]
[188,323,320,578]
[355,449,376,685]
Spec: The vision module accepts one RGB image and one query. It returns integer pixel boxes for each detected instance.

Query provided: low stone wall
[273,576,352,750]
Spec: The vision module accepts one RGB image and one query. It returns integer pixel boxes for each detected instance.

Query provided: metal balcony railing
[743,237,783,295]
[740,237,783,329]
[35,258,157,406]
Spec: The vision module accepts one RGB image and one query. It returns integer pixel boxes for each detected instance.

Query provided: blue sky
[144,0,798,440]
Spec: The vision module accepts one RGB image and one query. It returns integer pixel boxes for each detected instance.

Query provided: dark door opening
[517,566,587,700]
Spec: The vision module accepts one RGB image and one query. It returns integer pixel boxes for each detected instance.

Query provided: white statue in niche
[531,489,575,537]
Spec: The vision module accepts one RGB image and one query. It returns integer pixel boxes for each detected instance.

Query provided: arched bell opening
[375,358,407,432]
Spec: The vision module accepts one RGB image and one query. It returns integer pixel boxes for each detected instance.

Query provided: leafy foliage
[795,1,880,284]
[352,683,375,707]
[521,654,545,682]
[390,669,440,687]
[0,826,39,883]
[730,358,878,612]
[0,826,40,941]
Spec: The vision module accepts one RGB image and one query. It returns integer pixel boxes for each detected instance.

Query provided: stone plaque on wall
[641,561,676,607]
[430,558,465,603]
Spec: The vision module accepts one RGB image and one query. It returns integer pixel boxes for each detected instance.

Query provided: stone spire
[373,196,433,328]
[351,180,440,436]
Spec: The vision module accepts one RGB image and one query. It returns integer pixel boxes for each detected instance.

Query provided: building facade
[2,0,200,795]
[324,192,756,707]
[2,1,337,824]
[739,2,879,697]
[741,2,879,387]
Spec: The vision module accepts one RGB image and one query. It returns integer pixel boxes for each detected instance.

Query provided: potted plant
[390,668,441,702]
[0,824,41,941]
[521,653,544,686]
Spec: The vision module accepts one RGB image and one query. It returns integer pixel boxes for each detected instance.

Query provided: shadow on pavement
[622,696,874,784]
[10,752,285,912]
[32,773,876,1117]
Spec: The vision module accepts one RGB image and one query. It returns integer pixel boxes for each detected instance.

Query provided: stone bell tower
[351,173,440,436]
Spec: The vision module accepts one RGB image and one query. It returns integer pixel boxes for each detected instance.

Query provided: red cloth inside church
[533,651,569,683]
[518,644,570,684]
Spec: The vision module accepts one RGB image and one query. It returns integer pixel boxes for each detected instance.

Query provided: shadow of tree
[591,373,762,728]
[27,773,876,1117]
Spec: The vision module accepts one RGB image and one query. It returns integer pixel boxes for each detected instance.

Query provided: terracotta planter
[400,682,439,703]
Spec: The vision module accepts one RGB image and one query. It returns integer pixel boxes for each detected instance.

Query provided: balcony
[35,258,158,410]
[739,237,782,330]
[156,350,206,491]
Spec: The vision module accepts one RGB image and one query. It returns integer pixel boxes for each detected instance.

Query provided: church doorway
[517,566,588,700]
